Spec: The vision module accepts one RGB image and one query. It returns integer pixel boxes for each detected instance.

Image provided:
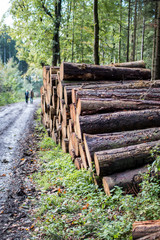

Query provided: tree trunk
[102,166,148,195]
[60,62,151,81]
[119,0,122,62]
[72,0,75,62]
[93,0,99,65]
[152,2,158,80]
[127,0,131,62]
[76,109,160,139]
[94,140,160,176]
[154,2,160,79]
[77,98,160,116]
[84,127,160,168]
[52,0,62,66]
[131,0,137,61]
[141,17,145,60]
[132,220,160,240]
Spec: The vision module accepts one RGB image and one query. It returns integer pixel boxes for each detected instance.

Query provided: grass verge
[31,111,160,240]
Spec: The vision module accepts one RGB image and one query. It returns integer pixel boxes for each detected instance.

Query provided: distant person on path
[25,90,29,103]
[30,89,34,103]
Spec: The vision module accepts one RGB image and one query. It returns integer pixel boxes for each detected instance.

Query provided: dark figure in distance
[30,89,34,103]
[25,90,29,103]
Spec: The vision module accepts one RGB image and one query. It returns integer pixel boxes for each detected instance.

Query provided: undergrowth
[31,114,160,240]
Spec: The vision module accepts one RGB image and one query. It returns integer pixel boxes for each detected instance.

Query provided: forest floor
[0,99,40,239]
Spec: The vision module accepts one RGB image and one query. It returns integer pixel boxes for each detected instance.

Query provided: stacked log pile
[41,61,160,195]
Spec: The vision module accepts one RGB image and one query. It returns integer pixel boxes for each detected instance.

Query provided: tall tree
[41,0,62,66]
[154,1,160,79]
[127,0,131,62]
[141,17,145,60]
[131,0,138,61]
[119,0,122,62]
[93,0,99,65]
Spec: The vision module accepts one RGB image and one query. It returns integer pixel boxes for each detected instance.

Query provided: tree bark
[141,18,145,60]
[52,0,62,66]
[131,0,137,61]
[152,2,158,80]
[102,166,148,195]
[94,140,160,176]
[138,231,160,240]
[154,2,160,79]
[119,0,122,62]
[93,0,99,65]
[60,62,151,81]
[76,109,160,139]
[110,60,146,68]
[75,88,160,105]
[77,98,160,116]
[127,0,131,62]
[84,127,160,168]
[132,220,160,240]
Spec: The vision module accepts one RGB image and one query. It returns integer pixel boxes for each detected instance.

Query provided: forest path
[0,99,40,211]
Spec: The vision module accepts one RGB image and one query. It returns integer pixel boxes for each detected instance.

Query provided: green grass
[31,117,160,240]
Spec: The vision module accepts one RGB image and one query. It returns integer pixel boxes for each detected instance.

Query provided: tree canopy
[8,0,157,69]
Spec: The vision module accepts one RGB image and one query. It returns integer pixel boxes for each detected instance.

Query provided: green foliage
[31,120,160,240]
[0,58,24,105]
[8,0,156,67]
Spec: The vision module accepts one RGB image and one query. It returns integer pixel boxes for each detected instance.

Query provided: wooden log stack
[41,61,160,195]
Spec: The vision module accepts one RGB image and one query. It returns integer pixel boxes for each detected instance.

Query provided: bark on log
[94,140,160,176]
[136,231,160,240]
[132,220,160,239]
[75,89,160,105]
[102,166,148,196]
[58,80,123,102]
[77,98,160,116]
[84,127,160,168]
[72,80,160,104]
[76,109,160,140]
[110,60,146,68]
[60,62,151,81]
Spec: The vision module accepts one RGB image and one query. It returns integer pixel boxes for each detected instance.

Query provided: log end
[102,177,111,196]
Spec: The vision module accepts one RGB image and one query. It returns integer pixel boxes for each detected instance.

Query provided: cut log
[69,133,80,159]
[136,231,160,240]
[62,121,67,138]
[84,127,160,169]
[102,166,148,196]
[132,220,160,239]
[60,62,151,81]
[94,140,160,176]
[72,80,160,104]
[74,89,160,105]
[52,130,58,144]
[110,60,146,68]
[69,119,74,134]
[70,104,76,122]
[76,109,160,140]
[77,98,160,116]
[74,158,82,170]
[62,138,69,153]
[79,143,88,170]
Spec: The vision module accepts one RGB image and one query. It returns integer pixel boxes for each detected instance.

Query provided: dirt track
[0,99,40,210]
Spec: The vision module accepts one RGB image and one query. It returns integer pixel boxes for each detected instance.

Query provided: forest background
[0,0,159,105]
